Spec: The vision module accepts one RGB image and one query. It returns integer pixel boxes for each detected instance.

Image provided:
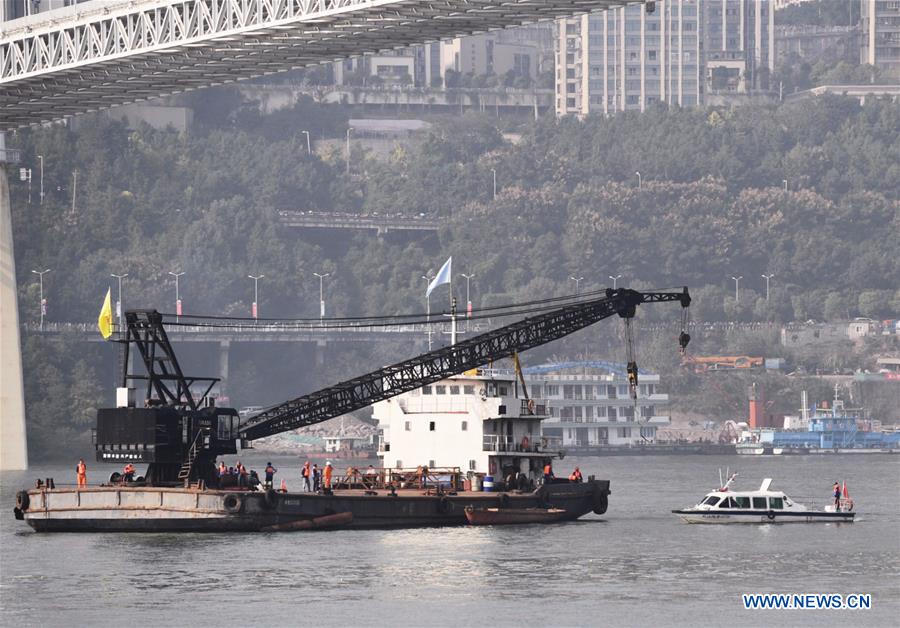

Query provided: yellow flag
[98,288,113,339]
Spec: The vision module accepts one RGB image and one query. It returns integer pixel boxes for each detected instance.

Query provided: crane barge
[13,287,690,532]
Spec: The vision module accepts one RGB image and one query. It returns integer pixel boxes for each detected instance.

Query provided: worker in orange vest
[543,462,554,483]
[302,461,312,492]
[123,462,136,483]
[76,459,87,488]
[568,467,583,483]
[323,461,334,490]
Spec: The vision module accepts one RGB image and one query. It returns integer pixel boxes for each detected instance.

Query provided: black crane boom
[239,288,690,441]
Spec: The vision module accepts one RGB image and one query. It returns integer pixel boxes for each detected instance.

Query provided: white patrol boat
[672,473,855,524]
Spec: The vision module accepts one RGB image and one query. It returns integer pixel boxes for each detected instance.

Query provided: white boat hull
[673,509,854,524]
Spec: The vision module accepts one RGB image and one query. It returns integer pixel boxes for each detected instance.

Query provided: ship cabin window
[752,497,767,509]
[469,459,477,471]
[449,385,460,395]
[423,386,433,395]
[464,385,475,395]
[405,421,411,431]
[769,497,784,509]
[718,497,735,508]
[461,420,468,431]
[487,384,497,396]
[702,496,721,506]
[429,421,436,431]
[733,496,751,509]
[435,385,447,394]
[498,385,509,396]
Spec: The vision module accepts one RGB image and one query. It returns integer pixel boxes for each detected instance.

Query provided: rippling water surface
[2,454,898,627]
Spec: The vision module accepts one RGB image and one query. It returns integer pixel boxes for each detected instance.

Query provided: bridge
[0,0,648,470]
[279,210,439,234]
[1,0,638,129]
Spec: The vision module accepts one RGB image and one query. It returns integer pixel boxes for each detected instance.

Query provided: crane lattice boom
[239,288,690,441]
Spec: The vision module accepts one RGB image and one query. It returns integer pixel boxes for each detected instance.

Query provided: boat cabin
[373,371,557,487]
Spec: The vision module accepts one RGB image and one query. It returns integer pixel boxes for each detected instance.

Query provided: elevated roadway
[1,0,644,129]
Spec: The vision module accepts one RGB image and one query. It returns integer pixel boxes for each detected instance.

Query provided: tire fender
[766,510,776,521]
[592,488,609,516]
[15,490,30,511]
[223,494,243,514]
[438,496,452,514]
[263,489,278,510]
[499,493,511,509]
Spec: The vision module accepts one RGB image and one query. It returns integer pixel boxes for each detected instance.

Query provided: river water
[1,454,898,627]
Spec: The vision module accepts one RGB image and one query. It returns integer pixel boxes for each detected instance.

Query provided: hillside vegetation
[9,94,900,456]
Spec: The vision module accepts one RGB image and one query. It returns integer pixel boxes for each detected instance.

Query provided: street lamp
[422,273,433,351]
[168,271,185,321]
[731,276,743,302]
[570,276,584,296]
[37,154,44,204]
[31,269,51,330]
[761,273,775,302]
[609,274,622,289]
[111,273,128,329]
[345,128,352,174]
[490,168,497,199]
[301,130,311,155]
[782,179,788,192]
[460,273,475,331]
[636,171,642,190]
[71,170,78,216]
[313,272,330,325]
[248,274,264,320]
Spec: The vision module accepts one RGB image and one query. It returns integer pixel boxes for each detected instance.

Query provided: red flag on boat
[842,481,849,498]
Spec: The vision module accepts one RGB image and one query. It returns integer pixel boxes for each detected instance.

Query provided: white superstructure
[373,371,555,485]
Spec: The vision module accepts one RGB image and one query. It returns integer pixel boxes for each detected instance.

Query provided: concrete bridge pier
[0,133,28,470]
[219,340,230,398]
[315,340,327,368]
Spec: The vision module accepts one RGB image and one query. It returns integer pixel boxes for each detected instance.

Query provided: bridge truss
[1,0,642,129]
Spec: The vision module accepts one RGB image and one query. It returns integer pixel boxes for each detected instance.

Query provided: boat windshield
[701,496,721,506]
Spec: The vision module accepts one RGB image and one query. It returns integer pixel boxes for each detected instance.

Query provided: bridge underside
[1,0,640,129]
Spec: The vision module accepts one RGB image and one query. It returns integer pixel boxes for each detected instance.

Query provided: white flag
[426,257,452,297]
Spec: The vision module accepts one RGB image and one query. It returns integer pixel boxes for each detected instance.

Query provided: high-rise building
[556,0,776,116]
[861,0,900,80]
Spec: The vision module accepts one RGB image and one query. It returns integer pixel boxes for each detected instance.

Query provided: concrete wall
[0,136,29,470]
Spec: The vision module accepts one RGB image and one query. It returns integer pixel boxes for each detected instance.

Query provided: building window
[405,421,411,431]
[461,421,468,431]
[617,427,631,438]
[396,460,402,468]
[469,459,477,471]
[546,385,559,397]
[429,421,436,431]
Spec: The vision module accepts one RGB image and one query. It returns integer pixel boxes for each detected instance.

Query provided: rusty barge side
[17,480,609,532]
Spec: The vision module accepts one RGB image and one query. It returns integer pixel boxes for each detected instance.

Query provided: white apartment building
[523,362,671,447]
[556,0,775,116]
[861,0,900,80]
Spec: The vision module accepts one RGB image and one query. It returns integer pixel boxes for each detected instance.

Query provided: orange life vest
[77,462,86,475]
[543,464,552,476]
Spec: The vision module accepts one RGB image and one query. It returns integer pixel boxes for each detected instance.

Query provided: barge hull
[19,480,609,532]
